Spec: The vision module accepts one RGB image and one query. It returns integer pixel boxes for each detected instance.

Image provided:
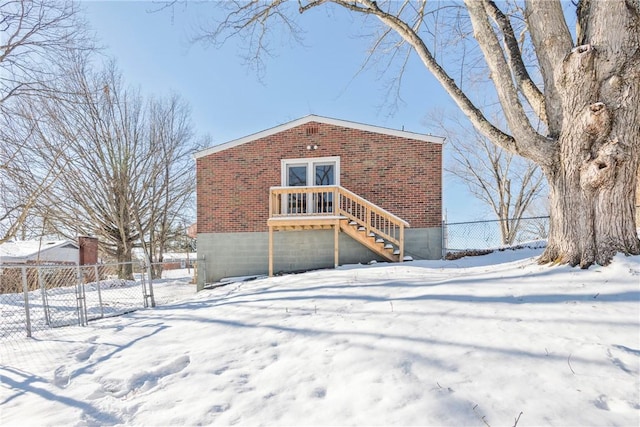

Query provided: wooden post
[364,205,370,236]
[399,224,404,262]
[268,226,274,276]
[334,220,339,268]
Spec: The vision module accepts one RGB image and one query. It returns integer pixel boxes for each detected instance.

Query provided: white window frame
[281,156,340,187]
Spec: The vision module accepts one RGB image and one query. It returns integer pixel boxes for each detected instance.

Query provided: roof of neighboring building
[194,114,445,159]
[0,240,79,263]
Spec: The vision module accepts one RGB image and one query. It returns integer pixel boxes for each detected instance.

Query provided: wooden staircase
[268,185,409,274]
[339,219,400,262]
[335,186,408,262]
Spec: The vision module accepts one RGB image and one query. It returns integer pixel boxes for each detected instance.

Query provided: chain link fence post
[442,220,448,259]
[38,267,51,327]
[20,266,32,338]
[140,262,148,308]
[140,259,156,308]
[76,264,88,326]
[146,258,155,308]
[93,264,104,319]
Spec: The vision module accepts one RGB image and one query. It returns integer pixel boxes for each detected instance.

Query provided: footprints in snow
[100,355,191,399]
[606,344,638,376]
[592,394,634,412]
[52,340,192,403]
[311,386,327,399]
[53,365,71,388]
[52,341,99,387]
[75,345,97,362]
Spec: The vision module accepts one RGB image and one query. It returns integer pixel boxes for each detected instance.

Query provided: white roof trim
[194,115,444,159]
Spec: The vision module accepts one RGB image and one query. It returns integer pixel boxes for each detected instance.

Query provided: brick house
[195,115,443,289]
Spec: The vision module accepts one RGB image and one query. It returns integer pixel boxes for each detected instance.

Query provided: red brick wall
[78,236,98,265]
[197,121,442,233]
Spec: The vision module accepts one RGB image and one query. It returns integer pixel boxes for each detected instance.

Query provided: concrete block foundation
[196,227,442,290]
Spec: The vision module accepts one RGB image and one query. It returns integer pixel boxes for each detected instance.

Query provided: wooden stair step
[339,221,397,263]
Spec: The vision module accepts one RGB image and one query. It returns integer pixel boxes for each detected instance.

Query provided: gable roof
[0,240,79,263]
[194,115,445,159]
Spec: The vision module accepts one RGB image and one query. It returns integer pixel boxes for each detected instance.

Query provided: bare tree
[0,0,92,242]
[131,95,196,279]
[428,110,546,245]
[28,59,196,278]
[0,100,69,243]
[0,0,91,112]
[33,61,144,278]
[183,0,639,267]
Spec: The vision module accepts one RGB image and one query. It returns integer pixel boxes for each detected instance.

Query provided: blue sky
[82,1,488,222]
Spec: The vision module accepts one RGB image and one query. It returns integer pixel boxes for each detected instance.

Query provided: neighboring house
[195,115,444,289]
[0,240,79,265]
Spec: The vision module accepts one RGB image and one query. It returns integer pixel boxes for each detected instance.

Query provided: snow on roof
[0,240,79,262]
[194,114,445,159]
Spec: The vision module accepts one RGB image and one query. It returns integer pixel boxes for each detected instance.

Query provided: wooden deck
[267,186,409,276]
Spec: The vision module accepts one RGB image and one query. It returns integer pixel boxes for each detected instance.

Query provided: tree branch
[464,0,556,166]
[324,0,522,158]
[483,0,547,124]
[524,0,573,137]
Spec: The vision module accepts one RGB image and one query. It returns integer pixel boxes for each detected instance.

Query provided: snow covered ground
[1,247,638,426]
[0,270,197,338]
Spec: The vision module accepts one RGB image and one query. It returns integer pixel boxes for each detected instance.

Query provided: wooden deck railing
[269,185,409,258]
[336,186,408,250]
[269,186,340,218]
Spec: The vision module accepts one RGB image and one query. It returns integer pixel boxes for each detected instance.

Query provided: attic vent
[306,125,319,136]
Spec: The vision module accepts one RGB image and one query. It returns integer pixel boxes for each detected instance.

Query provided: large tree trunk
[538,0,640,267]
[116,241,134,280]
[542,157,639,267]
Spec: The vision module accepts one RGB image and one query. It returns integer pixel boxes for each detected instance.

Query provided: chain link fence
[1,261,196,340]
[443,216,549,257]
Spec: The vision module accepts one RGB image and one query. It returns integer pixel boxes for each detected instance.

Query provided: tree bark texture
[537,0,640,266]
[116,241,134,280]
